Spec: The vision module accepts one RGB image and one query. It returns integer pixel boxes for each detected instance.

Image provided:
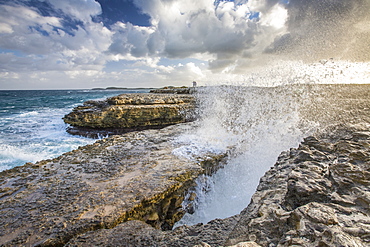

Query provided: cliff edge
[65,126,370,247]
[0,123,226,246]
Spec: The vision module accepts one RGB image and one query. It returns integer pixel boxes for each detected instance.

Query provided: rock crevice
[63,127,370,247]
[226,127,370,247]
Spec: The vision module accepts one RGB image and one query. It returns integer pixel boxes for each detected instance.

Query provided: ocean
[0,89,149,172]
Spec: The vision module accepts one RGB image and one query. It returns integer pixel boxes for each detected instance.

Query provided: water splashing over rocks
[66,83,370,246]
[175,83,370,227]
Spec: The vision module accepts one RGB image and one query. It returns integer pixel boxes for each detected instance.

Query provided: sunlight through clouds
[0,0,369,89]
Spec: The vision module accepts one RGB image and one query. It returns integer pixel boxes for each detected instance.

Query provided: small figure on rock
[192,81,197,87]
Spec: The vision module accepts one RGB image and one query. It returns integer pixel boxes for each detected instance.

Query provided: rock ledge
[0,123,225,246]
[65,126,370,247]
[63,93,196,137]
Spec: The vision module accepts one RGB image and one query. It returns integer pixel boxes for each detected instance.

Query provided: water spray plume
[269,0,370,62]
[174,0,370,227]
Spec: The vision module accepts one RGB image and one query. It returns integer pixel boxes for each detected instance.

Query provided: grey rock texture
[1,84,369,247]
[65,126,370,247]
[66,216,240,247]
[226,127,370,246]
[0,123,226,246]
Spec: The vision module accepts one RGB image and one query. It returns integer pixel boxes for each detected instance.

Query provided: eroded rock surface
[2,84,369,247]
[226,126,370,246]
[66,216,240,247]
[64,126,370,247]
[0,123,226,246]
[63,93,196,137]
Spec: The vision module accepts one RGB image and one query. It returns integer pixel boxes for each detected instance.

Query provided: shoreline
[2,122,368,246]
[0,122,227,246]
[0,84,369,246]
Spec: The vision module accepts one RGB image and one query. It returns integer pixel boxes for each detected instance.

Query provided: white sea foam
[0,144,46,164]
[175,116,306,226]
[0,134,94,173]
[0,106,94,172]
[0,89,152,172]
[173,84,307,226]
[172,128,236,160]
[18,111,40,117]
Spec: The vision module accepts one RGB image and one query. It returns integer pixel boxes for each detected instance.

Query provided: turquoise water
[0,89,149,171]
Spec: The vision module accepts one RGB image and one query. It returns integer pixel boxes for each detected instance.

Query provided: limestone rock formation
[226,126,370,246]
[63,126,370,247]
[66,216,241,247]
[0,123,226,246]
[2,84,369,247]
[63,93,196,137]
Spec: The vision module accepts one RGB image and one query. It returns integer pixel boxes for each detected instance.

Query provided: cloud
[0,4,62,54]
[0,0,112,74]
[47,0,101,23]
[108,22,155,58]
[128,0,369,71]
[0,0,369,89]
[108,0,288,72]
[0,58,207,89]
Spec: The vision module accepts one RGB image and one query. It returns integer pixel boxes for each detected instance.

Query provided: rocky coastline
[0,84,369,246]
[66,126,370,247]
[0,122,227,246]
[225,126,370,246]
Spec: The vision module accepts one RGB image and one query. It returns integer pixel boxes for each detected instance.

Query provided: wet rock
[0,123,226,246]
[63,93,196,137]
[226,127,370,246]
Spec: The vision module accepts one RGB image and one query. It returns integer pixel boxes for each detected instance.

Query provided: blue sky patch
[94,0,151,27]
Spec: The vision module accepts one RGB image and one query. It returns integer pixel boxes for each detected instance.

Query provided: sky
[0,0,369,89]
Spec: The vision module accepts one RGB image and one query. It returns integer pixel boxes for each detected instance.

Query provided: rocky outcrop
[0,123,226,246]
[2,84,369,247]
[226,126,370,246]
[63,93,196,137]
[64,126,370,247]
